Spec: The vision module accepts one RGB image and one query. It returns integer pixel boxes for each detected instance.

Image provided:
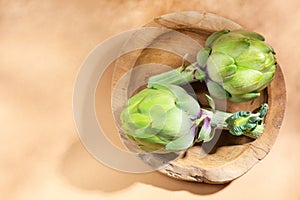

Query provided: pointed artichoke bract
[120,83,200,152]
[202,30,277,102]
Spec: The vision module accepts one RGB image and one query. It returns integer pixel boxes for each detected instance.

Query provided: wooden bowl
[111,11,286,184]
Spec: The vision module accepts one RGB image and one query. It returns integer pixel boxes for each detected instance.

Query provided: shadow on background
[58,141,229,195]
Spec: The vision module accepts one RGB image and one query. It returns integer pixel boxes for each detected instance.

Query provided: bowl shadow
[58,140,229,195]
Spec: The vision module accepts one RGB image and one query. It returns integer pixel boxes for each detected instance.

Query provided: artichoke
[120,83,269,153]
[148,30,277,102]
[120,83,200,152]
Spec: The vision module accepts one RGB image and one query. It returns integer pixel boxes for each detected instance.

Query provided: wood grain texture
[112,11,286,184]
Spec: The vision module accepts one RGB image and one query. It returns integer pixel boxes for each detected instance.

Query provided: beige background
[1,0,300,200]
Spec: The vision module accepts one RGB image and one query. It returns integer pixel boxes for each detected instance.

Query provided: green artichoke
[120,83,269,153]
[120,83,200,152]
[148,30,277,102]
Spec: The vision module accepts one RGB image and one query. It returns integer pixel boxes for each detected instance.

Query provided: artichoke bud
[203,30,277,102]
[120,83,200,152]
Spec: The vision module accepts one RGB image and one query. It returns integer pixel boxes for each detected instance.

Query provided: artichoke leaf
[197,47,211,67]
[223,68,263,95]
[197,117,213,142]
[234,30,265,41]
[205,30,230,48]
[152,83,200,118]
[212,38,250,58]
[151,107,192,139]
[165,125,196,151]
[228,93,260,102]
[206,80,227,100]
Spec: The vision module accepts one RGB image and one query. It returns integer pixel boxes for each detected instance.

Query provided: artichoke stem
[147,62,205,88]
[209,110,232,129]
